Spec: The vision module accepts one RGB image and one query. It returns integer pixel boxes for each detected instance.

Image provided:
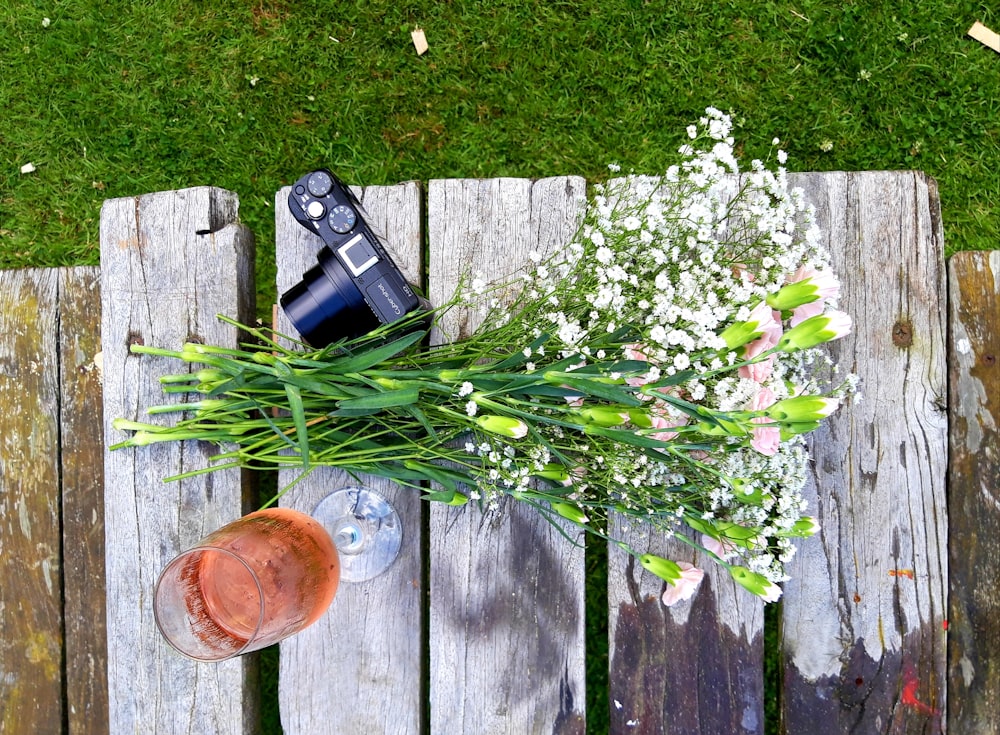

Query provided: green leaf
[547,372,643,406]
[324,330,426,373]
[584,425,673,449]
[401,459,474,493]
[335,386,420,411]
[283,382,310,467]
[490,333,551,371]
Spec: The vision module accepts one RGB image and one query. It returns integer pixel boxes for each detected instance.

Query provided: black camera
[280,169,425,347]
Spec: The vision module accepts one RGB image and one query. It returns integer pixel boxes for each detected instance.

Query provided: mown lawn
[2,2,996,733]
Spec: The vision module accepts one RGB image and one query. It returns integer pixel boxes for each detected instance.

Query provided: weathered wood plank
[100,187,258,734]
[0,268,64,734]
[58,266,109,735]
[947,250,1000,734]
[780,171,948,733]
[274,182,425,735]
[604,175,764,735]
[608,524,765,734]
[427,176,588,735]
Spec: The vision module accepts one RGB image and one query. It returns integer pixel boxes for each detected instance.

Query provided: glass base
[313,487,402,582]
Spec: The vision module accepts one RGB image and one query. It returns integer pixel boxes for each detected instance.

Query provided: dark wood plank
[0,268,64,734]
[100,187,258,734]
[780,172,948,734]
[57,266,108,735]
[274,182,425,735]
[604,175,764,735]
[427,176,588,734]
[608,523,765,734]
[947,250,1000,733]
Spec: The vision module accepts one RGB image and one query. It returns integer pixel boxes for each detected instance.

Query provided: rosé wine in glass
[154,507,340,661]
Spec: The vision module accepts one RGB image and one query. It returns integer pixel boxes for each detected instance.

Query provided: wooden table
[1,171,998,734]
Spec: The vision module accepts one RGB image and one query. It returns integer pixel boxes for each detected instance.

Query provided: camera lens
[280,247,380,347]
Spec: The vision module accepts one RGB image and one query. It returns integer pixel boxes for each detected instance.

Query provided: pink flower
[731,263,756,283]
[790,299,824,327]
[789,265,840,299]
[623,343,651,362]
[623,343,656,389]
[701,533,738,560]
[739,310,782,382]
[649,401,688,441]
[785,266,840,326]
[748,387,780,456]
[661,562,705,606]
[747,301,779,333]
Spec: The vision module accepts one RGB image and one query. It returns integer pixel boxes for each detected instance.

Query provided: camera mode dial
[329,205,357,234]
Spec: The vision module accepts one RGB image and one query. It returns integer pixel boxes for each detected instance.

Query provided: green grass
[2,1,996,732]
[2,0,997,313]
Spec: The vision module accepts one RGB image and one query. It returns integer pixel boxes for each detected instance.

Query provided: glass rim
[153,544,265,662]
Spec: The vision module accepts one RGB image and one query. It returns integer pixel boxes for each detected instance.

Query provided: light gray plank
[100,187,257,734]
[780,172,948,733]
[274,181,424,735]
[427,176,588,735]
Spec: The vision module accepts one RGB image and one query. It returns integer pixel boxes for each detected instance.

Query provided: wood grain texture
[608,523,765,734]
[427,176,588,735]
[58,267,109,735]
[780,172,948,734]
[274,182,425,735]
[947,250,1000,734]
[603,175,764,735]
[99,188,258,734]
[0,268,64,734]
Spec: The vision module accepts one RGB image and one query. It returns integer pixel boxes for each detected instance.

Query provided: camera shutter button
[306,200,327,220]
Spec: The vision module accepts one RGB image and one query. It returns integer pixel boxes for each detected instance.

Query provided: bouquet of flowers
[112,108,853,604]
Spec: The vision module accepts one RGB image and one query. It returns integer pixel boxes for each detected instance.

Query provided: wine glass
[153,486,402,662]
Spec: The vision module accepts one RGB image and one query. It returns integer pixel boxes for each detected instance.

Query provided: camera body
[281,170,424,347]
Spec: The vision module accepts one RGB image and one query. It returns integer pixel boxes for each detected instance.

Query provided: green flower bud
[719,302,777,350]
[536,463,572,485]
[766,395,839,422]
[374,376,406,391]
[777,311,852,352]
[627,409,653,429]
[776,517,820,537]
[551,502,588,524]
[779,421,822,440]
[729,566,782,602]
[577,407,630,427]
[765,280,821,311]
[475,415,529,439]
[640,554,682,584]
